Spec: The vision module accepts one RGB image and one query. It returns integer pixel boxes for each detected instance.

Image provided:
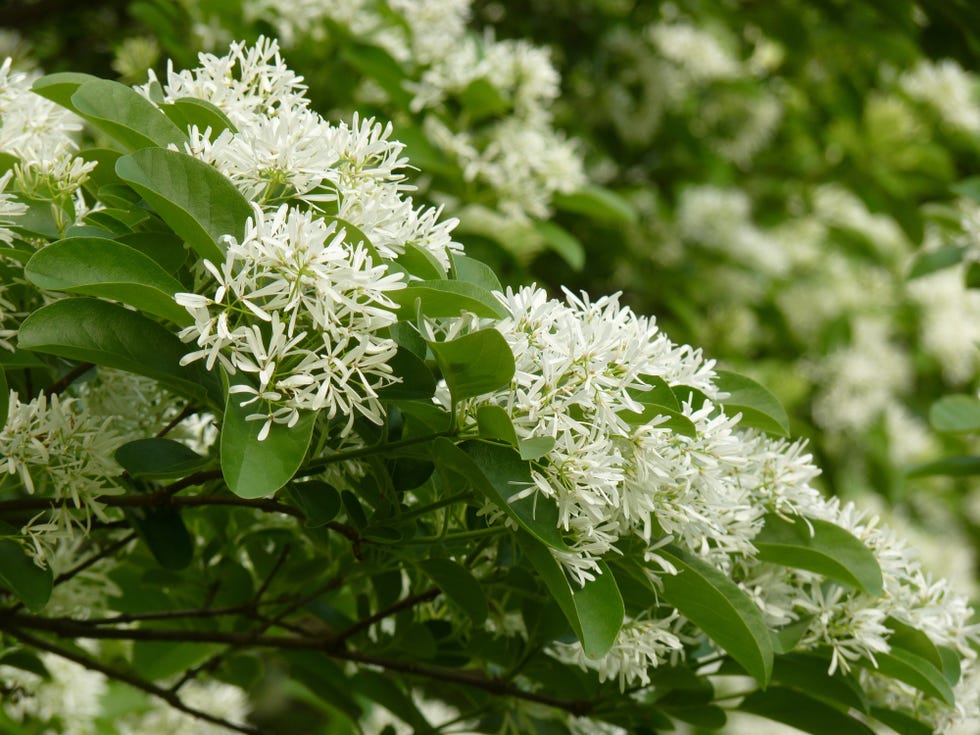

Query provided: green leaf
[770,654,868,713]
[908,244,968,279]
[220,393,316,499]
[17,298,221,406]
[517,531,624,659]
[114,438,209,479]
[552,185,637,224]
[938,646,962,686]
[115,231,188,274]
[475,406,554,459]
[389,280,509,320]
[0,532,52,610]
[394,243,447,281]
[739,687,875,735]
[620,402,697,438]
[429,329,515,402]
[886,618,944,672]
[116,148,251,263]
[166,97,237,136]
[342,43,412,108]
[714,370,790,437]
[70,79,188,151]
[458,77,511,120]
[30,72,102,109]
[451,253,502,292]
[658,545,774,686]
[419,558,488,624]
[906,455,980,477]
[477,405,519,444]
[863,648,955,706]
[869,707,933,735]
[754,514,883,596]
[929,394,980,433]
[519,436,556,461]
[286,481,341,527]
[378,347,436,400]
[435,438,568,551]
[25,237,190,325]
[533,220,585,271]
[966,260,980,289]
[125,506,194,570]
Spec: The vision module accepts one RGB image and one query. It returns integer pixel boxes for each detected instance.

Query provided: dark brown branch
[156,403,202,438]
[335,587,440,643]
[5,627,265,735]
[54,532,137,588]
[44,362,95,396]
[0,615,595,716]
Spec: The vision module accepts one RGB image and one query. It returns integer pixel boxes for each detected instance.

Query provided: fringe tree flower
[176,204,405,439]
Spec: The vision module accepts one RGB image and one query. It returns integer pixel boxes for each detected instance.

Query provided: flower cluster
[0,391,122,564]
[0,57,94,227]
[181,1,586,225]
[444,286,978,732]
[143,38,460,436]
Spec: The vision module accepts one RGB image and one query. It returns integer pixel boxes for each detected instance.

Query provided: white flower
[177,205,405,437]
[140,36,308,128]
[900,59,980,134]
[2,650,107,734]
[550,615,684,690]
[0,391,122,563]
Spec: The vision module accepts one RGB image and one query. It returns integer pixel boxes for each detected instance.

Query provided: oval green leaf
[430,329,515,403]
[435,438,568,551]
[70,79,188,151]
[419,558,489,624]
[17,298,222,406]
[929,394,980,433]
[658,545,774,686]
[390,280,509,320]
[0,534,52,611]
[114,438,210,479]
[116,148,251,263]
[220,392,316,499]
[739,687,875,735]
[25,237,190,325]
[715,370,790,437]
[517,530,624,659]
[754,514,883,596]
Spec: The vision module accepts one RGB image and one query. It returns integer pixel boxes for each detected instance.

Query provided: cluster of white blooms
[451,287,979,730]
[908,264,980,384]
[900,59,980,134]
[1,649,107,735]
[0,169,26,246]
[0,391,122,563]
[550,615,684,689]
[0,57,94,221]
[809,318,912,434]
[139,39,463,437]
[117,680,250,735]
[176,205,405,439]
[189,1,585,223]
[676,185,790,276]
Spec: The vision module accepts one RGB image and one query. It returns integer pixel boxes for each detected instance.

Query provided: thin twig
[44,362,95,396]
[5,627,265,735]
[0,616,595,716]
[156,403,201,438]
[335,587,440,644]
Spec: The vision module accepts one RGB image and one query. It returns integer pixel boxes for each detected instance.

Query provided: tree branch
[0,614,595,716]
[4,627,265,735]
